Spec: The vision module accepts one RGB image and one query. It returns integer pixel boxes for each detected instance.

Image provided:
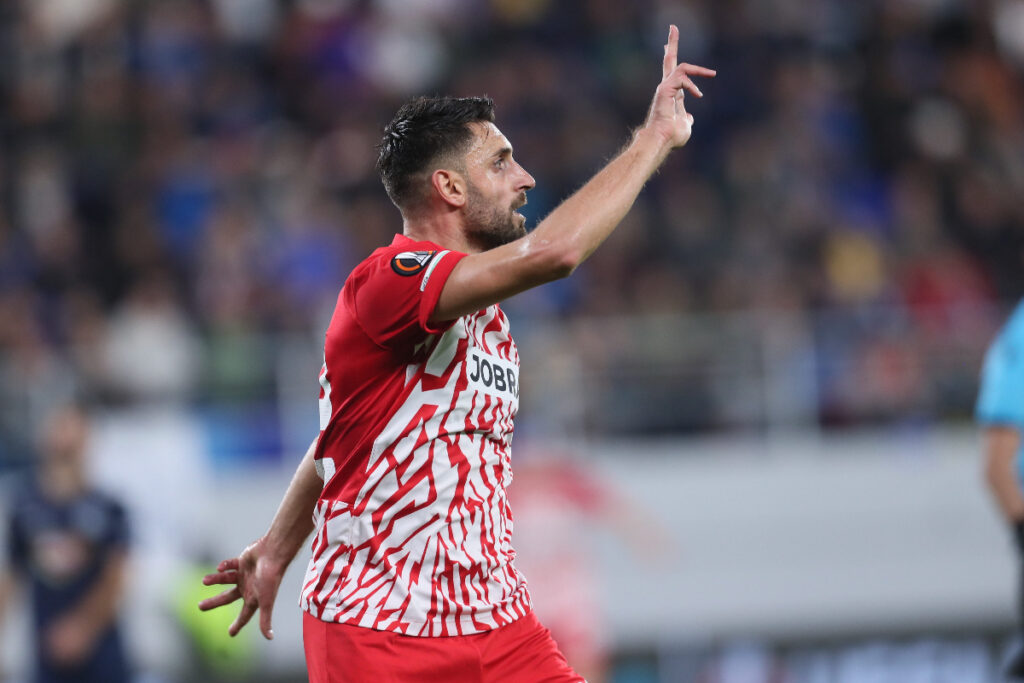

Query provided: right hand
[642,24,716,149]
[198,537,286,639]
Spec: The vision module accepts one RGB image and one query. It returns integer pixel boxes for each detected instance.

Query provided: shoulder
[89,489,128,516]
[986,302,1024,370]
[80,490,131,544]
[6,475,41,514]
[69,488,128,527]
[6,479,51,540]
[348,242,447,285]
[1003,300,1024,345]
[338,237,467,345]
[343,239,462,309]
[977,305,1024,423]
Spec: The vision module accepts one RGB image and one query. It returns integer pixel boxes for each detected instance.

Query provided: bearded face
[464,180,528,252]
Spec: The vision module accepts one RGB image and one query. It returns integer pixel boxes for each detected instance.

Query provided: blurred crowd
[2,0,1024,458]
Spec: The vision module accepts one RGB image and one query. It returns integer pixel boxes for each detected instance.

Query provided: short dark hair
[377,95,496,209]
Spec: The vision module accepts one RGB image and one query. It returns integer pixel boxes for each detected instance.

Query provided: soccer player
[199,26,714,681]
[978,299,1024,679]
[0,405,132,683]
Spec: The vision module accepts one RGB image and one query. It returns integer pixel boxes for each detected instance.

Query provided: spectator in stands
[0,0,1022,432]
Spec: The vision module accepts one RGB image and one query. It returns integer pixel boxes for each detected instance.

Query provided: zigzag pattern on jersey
[302,306,529,636]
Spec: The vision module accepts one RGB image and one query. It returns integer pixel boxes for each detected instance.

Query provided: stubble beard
[465,183,527,252]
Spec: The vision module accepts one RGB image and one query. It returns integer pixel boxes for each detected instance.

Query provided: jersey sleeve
[976,332,1024,426]
[349,248,466,348]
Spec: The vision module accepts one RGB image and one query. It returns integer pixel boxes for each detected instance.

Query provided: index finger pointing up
[663,24,678,80]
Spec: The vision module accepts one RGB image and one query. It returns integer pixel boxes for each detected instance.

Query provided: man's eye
[494,158,506,169]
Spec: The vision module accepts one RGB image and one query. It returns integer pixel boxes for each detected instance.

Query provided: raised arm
[200,436,322,639]
[431,25,715,321]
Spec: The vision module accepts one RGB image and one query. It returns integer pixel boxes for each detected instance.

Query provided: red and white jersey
[301,234,531,636]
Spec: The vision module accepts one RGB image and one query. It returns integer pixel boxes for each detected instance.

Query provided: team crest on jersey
[391,251,436,276]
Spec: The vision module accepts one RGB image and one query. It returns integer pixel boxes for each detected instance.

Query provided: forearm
[0,571,15,631]
[431,33,711,322]
[433,130,673,320]
[983,426,1024,521]
[0,572,12,672]
[262,437,322,566]
[526,128,670,273]
[988,462,1024,522]
[64,552,126,635]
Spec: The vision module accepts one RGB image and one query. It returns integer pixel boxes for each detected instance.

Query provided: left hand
[199,537,287,640]
[641,24,716,149]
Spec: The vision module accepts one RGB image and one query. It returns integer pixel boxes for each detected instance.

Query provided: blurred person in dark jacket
[0,405,131,683]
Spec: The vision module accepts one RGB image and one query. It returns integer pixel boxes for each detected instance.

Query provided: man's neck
[402,209,480,255]
[39,465,87,503]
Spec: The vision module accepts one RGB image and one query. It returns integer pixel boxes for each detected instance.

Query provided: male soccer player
[978,299,1024,679]
[199,26,714,681]
[0,406,132,683]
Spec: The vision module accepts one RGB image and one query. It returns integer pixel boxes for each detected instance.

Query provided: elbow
[984,447,1013,486]
[983,442,1014,494]
[983,451,1000,491]
[527,238,582,281]
[982,427,1021,489]
[551,250,581,279]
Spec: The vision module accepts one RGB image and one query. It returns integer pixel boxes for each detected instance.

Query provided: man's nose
[516,164,536,191]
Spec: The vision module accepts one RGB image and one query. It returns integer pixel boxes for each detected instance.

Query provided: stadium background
[1,0,1023,681]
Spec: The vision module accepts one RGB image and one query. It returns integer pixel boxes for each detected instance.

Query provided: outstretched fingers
[198,586,242,611]
[679,63,717,78]
[217,557,240,572]
[198,557,243,611]
[229,600,258,637]
[202,569,239,586]
[259,597,276,640]
[662,24,678,79]
[665,62,716,98]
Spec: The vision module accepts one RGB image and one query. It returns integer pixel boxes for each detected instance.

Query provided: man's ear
[431,168,467,209]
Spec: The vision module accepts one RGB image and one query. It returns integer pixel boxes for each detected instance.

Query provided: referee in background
[978,299,1024,679]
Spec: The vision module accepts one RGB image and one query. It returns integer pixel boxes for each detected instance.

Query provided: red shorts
[302,611,584,683]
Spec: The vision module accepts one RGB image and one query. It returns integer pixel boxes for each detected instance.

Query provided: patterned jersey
[301,234,531,636]
[976,298,1024,478]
